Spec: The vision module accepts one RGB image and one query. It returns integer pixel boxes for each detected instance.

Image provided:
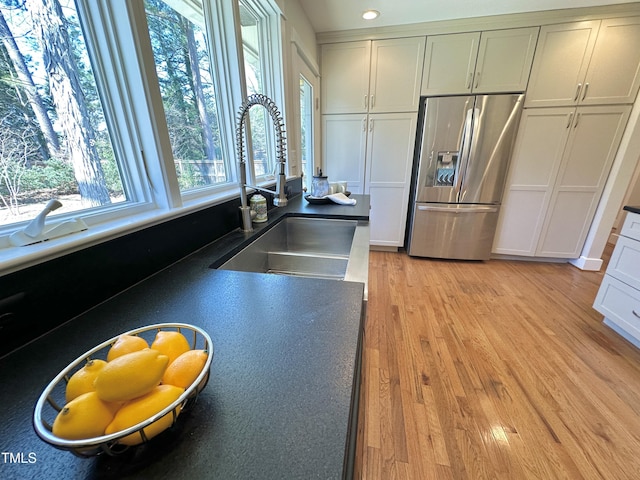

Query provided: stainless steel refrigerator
[406,94,524,260]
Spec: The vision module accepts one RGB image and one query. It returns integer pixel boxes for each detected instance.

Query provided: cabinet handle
[633,310,640,319]
[370,94,375,108]
[467,72,473,89]
[369,119,374,132]
[573,113,580,129]
[474,71,480,89]
[581,83,589,101]
[362,118,367,131]
[574,83,582,102]
[566,112,574,129]
[364,95,368,109]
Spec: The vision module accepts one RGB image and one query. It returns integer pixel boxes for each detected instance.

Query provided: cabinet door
[366,113,417,246]
[473,27,539,93]
[525,21,599,108]
[369,37,425,113]
[594,274,640,347]
[421,32,480,95]
[537,105,631,257]
[492,108,572,256]
[321,42,371,114]
[606,234,640,291]
[322,114,367,193]
[581,17,640,105]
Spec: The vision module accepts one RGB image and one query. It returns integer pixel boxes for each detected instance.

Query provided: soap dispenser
[311,168,330,197]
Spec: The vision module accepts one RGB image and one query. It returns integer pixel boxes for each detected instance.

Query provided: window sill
[0,187,246,277]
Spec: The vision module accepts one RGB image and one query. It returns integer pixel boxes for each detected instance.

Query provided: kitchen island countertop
[0,194,369,480]
[623,205,640,215]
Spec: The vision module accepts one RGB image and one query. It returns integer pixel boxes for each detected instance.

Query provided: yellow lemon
[52,391,120,440]
[65,359,107,403]
[94,348,169,402]
[150,331,191,365]
[107,334,149,362]
[105,384,184,446]
[162,349,208,389]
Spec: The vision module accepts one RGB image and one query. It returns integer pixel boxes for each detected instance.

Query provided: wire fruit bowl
[33,323,213,457]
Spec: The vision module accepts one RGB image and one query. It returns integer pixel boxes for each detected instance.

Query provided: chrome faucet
[236,93,288,232]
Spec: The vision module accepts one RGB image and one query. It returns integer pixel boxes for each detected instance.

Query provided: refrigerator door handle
[417,205,499,213]
[455,107,476,193]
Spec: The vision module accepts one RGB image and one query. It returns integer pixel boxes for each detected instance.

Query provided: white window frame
[291,31,320,193]
[237,0,287,186]
[0,0,286,275]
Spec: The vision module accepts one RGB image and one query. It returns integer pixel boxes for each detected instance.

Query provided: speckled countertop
[0,195,369,480]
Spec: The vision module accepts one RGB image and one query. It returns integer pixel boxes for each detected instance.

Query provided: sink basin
[218,217,369,298]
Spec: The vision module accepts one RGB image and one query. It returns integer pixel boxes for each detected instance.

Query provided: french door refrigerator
[406,94,524,260]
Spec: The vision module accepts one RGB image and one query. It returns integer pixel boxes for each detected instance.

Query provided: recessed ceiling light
[362,10,380,20]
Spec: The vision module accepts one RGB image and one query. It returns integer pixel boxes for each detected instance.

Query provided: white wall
[612,158,640,234]
[571,95,640,269]
[626,171,640,207]
[271,0,318,179]
[277,0,317,65]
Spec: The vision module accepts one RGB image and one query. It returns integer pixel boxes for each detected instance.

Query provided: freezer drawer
[407,203,500,260]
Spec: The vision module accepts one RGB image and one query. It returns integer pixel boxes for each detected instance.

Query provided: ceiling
[297,0,640,33]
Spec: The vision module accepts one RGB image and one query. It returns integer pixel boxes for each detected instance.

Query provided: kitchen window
[238,0,285,184]
[0,0,133,230]
[0,0,286,271]
[144,0,229,193]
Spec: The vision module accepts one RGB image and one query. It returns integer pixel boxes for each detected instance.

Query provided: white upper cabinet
[421,27,539,95]
[320,41,371,114]
[368,38,426,113]
[421,32,480,94]
[474,28,539,93]
[525,22,598,107]
[321,37,426,114]
[582,17,640,105]
[526,17,640,107]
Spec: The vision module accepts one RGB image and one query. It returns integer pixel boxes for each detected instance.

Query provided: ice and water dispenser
[434,151,459,187]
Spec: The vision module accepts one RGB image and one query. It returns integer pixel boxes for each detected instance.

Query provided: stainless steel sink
[219,217,369,299]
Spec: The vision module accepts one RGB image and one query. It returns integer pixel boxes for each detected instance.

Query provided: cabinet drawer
[607,235,640,290]
[621,211,640,242]
[594,275,640,344]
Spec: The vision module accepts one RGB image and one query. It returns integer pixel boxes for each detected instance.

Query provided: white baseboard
[369,245,398,252]
[569,255,603,271]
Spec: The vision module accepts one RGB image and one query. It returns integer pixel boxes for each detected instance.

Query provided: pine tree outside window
[144,0,228,194]
[0,0,127,227]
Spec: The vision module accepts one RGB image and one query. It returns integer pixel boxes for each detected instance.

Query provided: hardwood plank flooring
[355,247,640,479]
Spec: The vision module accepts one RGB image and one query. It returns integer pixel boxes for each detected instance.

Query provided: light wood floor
[355,247,640,479]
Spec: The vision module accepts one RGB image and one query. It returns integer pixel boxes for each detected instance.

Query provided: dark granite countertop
[623,205,640,215]
[0,194,369,480]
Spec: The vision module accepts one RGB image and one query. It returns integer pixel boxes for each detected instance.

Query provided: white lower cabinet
[322,112,417,247]
[595,211,640,348]
[493,104,631,258]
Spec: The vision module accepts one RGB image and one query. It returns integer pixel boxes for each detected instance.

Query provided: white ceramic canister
[250,193,268,223]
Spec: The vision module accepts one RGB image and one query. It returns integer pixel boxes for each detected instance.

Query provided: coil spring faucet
[236,94,288,232]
